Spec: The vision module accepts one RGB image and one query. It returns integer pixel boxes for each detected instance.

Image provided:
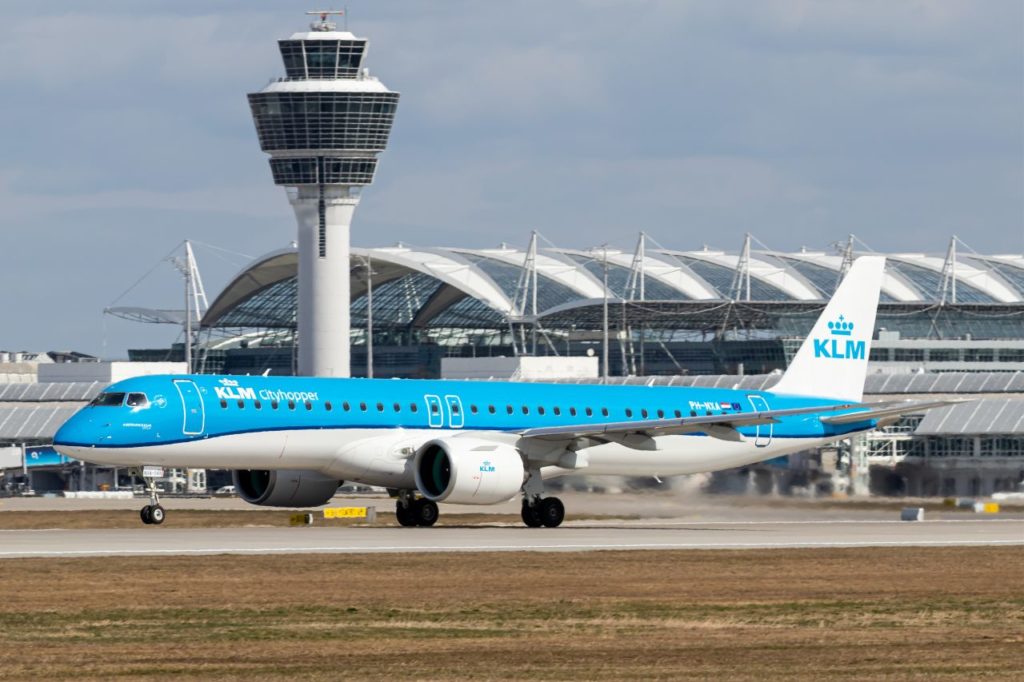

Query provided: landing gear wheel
[140,505,153,525]
[395,501,418,527]
[521,500,543,528]
[414,499,439,527]
[148,505,165,525]
[539,497,565,528]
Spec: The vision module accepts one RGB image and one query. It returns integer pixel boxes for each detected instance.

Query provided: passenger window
[431,403,439,414]
[254,400,262,410]
[538,406,545,415]
[470,405,478,414]
[585,407,593,417]
[272,400,279,410]
[410,403,418,413]
[126,393,148,408]
[674,410,682,418]
[220,399,227,409]
[342,401,350,411]
[376,402,384,412]
[569,407,577,417]
[553,406,561,416]
[657,409,664,418]
[360,402,367,411]
[305,401,313,411]
[641,409,648,418]
[690,410,697,417]
[237,400,245,409]
[521,406,529,415]
[625,408,633,418]
[451,404,460,415]
[288,400,296,410]
[488,405,496,414]
[325,402,333,411]
[393,402,401,412]
[506,405,513,414]
[601,407,609,417]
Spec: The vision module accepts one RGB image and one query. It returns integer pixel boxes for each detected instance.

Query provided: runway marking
[0,538,1022,558]
[586,519,1024,526]
[0,518,1020,534]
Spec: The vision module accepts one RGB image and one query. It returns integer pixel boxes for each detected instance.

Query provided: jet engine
[232,469,341,507]
[414,438,525,505]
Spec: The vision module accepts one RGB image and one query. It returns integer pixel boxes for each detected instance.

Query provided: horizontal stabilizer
[820,400,960,425]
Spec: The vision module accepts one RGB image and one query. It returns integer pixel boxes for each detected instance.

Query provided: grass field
[0,547,1021,680]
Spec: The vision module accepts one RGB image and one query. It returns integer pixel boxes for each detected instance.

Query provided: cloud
[0,0,1019,356]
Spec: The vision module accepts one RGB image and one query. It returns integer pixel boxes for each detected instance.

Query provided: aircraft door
[445,395,464,429]
[424,395,444,428]
[174,379,205,436]
[747,394,771,447]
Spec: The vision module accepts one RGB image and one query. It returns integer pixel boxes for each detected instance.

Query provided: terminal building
[108,234,1024,500]
[120,234,1024,379]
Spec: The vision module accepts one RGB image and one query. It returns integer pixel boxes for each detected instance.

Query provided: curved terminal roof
[199,242,1024,331]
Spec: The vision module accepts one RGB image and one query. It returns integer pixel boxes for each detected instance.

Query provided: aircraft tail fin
[770,256,886,402]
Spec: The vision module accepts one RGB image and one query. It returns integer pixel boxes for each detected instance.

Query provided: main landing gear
[394,490,439,527]
[135,468,165,526]
[520,468,565,528]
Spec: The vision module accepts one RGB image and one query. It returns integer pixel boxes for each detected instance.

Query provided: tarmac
[1,492,1021,558]
[0,518,1021,558]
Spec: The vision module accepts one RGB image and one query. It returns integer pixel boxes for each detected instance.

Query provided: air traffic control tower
[248,11,399,376]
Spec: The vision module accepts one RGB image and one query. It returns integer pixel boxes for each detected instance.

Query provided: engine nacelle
[232,469,341,507]
[414,438,524,505]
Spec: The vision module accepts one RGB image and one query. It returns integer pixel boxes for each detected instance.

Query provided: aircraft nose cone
[53,414,90,449]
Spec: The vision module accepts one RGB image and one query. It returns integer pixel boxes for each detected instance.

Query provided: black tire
[539,497,565,528]
[149,505,165,525]
[140,505,152,525]
[521,501,543,528]
[415,499,439,527]
[395,501,418,527]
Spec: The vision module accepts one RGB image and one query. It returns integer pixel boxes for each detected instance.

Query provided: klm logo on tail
[813,315,865,361]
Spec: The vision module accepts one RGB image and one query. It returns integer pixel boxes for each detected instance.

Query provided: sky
[0,0,1021,358]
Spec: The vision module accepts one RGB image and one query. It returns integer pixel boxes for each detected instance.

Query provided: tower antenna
[305,9,345,32]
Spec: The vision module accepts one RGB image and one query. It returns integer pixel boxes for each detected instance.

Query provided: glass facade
[887,261,995,303]
[278,39,367,79]
[269,157,378,185]
[350,272,443,327]
[248,92,400,152]
[977,260,1024,297]
[218,277,297,328]
[681,258,791,301]
[459,254,581,313]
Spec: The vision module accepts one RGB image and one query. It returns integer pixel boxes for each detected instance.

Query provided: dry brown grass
[0,547,1021,680]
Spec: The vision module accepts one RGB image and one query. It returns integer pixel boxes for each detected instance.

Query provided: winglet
[770,256,886,402]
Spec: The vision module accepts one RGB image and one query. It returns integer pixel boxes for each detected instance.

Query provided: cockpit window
[90,392,126,407]
[126,393,149,408]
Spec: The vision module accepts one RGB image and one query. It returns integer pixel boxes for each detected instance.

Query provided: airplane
[53,256,952,526]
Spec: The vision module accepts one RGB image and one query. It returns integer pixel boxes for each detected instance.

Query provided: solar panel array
[0,406,80,440]
[529,372,1024,395]
[916,399,1024,435]
[0,382,104,402]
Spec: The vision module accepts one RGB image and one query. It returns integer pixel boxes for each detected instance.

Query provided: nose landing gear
[134,467,166,525]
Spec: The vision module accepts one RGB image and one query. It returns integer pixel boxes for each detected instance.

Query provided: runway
[1,518,1021,558]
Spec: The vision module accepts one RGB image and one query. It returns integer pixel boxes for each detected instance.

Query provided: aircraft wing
[818,399,960,426]
[517,402,859,445]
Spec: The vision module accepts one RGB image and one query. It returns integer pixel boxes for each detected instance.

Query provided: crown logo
[827,315,853,336]
[218,378,239,387]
